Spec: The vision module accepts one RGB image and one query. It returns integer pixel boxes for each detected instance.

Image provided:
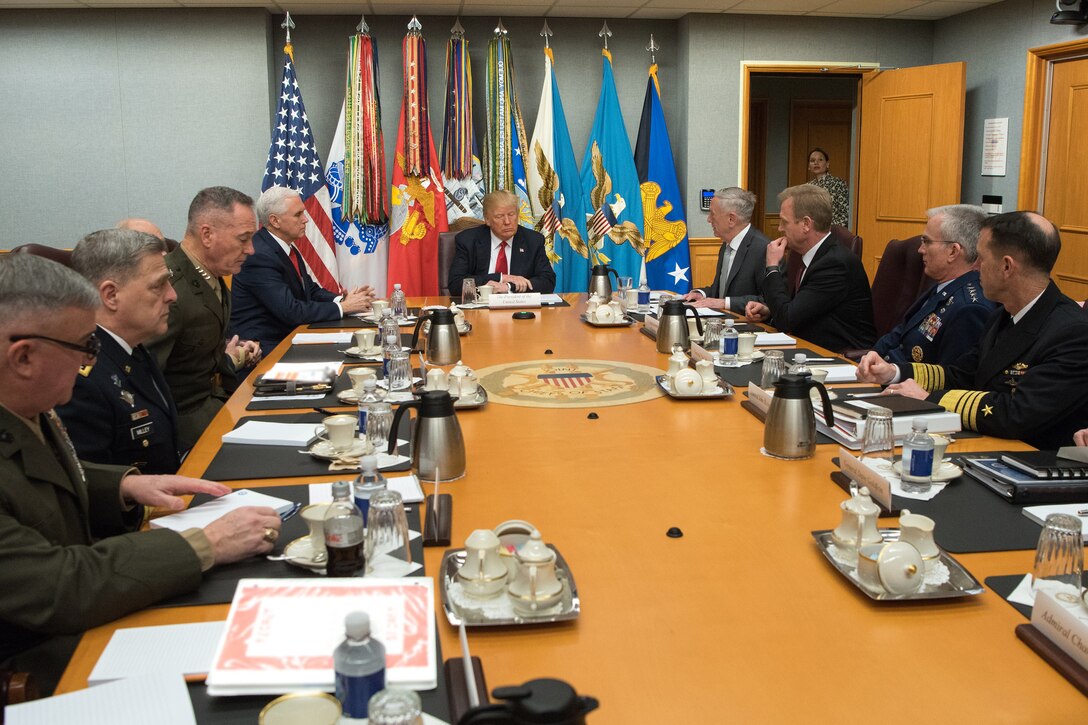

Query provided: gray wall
[0,9,272,246]
[934,0,1088,211]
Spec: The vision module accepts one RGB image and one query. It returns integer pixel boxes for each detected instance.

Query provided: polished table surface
[57,296,1087,720]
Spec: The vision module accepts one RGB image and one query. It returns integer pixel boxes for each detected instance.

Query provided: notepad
[309,474,424,504]
[151,489,297,531]
[291,332,353,344]
[6,673,196,725]
[221,421,318,447]
[261,361,341,382]
[89,621,225,684]
[755,332,796,345]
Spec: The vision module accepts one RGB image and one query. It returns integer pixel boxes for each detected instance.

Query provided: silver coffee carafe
[655,299,702,353]
[410,308,461,365]
[763,373,835,460]
[388,390,466,481]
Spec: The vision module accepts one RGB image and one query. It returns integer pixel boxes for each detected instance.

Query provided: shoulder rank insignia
[79,365,93,377]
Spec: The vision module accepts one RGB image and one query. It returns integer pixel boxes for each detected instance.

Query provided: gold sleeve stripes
[937,390,990,431]
[910,363,946,392]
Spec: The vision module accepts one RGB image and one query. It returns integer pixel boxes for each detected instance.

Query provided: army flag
[634,64,691,293]
[441,32,484,223]
[388,26,448,296]
[527,47,589,293]
[484,29,532,223]
[261,41,339,291]
[579,49,645,283]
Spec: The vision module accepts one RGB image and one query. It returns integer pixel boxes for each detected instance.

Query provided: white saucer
[892,460,963,482]
[309,438,368,460]
[283,536,327,572]
[739,351,765,362]
[344,345,382,358]
[337,388,362,404]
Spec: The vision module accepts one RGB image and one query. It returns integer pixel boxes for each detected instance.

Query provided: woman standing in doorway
[806,147,849,228]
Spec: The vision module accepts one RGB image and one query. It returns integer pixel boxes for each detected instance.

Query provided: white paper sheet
[88,621,225,684]
[7,673,196,725]
[291,332,352,345]
[540,294,564,304]
[309,473,423,504]
[1021,503,1088,539]
[755,332,796,345]
[262,361,342,382]
[1008,573,1036,606]
[151,490,296,531]
[811,365,858,383]
[222,421,317,446]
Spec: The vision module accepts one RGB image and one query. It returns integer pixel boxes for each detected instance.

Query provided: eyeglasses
[920,236,958,247]
[9,332,101,360]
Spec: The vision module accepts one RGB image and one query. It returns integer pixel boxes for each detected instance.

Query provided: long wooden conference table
[56,295,1086,721]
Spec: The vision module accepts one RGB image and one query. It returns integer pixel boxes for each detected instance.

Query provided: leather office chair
[842,234,932,360]
[828,224,862,258]
[9,243,73,267]
[438,217,485,297]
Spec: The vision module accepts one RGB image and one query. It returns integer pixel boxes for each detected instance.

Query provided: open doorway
[747,73,860,238]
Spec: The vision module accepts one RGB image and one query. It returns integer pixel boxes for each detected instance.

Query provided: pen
[280,502,302,522]
[313,407,336,416]
[1077,508,1088,516]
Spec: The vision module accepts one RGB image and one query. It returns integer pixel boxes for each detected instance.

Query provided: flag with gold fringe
[388,19,448,296]
[527,45,589,293]
[327,28,387,292]
[634,62,691,293]
[484,25,532,224]
[579,48,645,283]
[440,27,484,224]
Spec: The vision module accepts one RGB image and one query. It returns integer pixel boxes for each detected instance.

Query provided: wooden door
[1041,57,1088,300]
[855,62,966,278]
[788,101,853,190]
[747,99,768,228]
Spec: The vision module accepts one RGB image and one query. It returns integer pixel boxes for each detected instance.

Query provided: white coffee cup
[737,332,756,359]
[353,329,376,351]
[300,503,331,558]
[347,366,376,394]
[931,434,951,473]
[370,299,390,317]
[478,286,493,302]
[314,414,357,452]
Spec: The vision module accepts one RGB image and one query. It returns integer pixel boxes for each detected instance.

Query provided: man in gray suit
[683,187,770,313]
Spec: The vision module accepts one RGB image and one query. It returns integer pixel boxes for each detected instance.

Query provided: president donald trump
[447,190,556,295]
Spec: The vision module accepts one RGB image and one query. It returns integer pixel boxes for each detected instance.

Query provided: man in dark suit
[230,187,374,356]
[858,211,1088,450]
[683,187,769,313]
[745,184,876,352]
[56,229,181,474]
[447,189,556,295]
[147,187,262,452]
[0,253,281,694]
[871,204,996,365]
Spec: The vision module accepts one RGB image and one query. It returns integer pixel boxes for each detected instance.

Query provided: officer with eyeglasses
[55,229,182,474]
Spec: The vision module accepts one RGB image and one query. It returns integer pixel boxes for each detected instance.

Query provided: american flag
[538,193,563,235]
[262,54,340,292]
[588,201,617,239]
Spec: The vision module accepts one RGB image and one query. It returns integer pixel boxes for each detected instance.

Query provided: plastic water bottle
[379,308,400,352]
[901,419,934,488]
[720,318,739,364]
[353,455,387,526]
[381,332,400,380]
[324,481,365,577]
[788,353,811,377]
[390,283,408,321]
[357,378,385,435]
[637,281,651,312]
[334,611,387,719]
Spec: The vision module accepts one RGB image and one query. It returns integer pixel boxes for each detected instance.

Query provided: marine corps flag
[634,63,691,293]
[388,19,448,296]
[527,45,589,293]
[579,48,645,283]
[440,26,485,224]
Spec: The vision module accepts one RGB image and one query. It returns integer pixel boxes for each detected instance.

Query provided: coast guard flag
[261,46,339,291]
[634,65,691,293]
[527,47,589,293]
[325,103,388,293]
[579,49,645,283]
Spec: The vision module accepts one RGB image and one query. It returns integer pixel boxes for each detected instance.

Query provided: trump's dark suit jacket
[447,225,556,295]
[230,228,342,356]
[696,226,771,313]
[762,237,876,352]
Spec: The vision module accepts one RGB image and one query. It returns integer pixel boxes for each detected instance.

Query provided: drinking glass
[759,349,786,389]
[1032,513,1084,593]
[702,318,724,350]
[368,688,423,725]
[365,402,394,453]
[386,350,412,391]
[461,278,478,305]
[365,489,413,577]
[859,406,895,465]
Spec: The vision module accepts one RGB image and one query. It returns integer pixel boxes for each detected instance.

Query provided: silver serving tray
[452,387,488,410]
[655,374,734,400]
[579,313,635,327]
[811,528,985,601]
[439,546,580,626]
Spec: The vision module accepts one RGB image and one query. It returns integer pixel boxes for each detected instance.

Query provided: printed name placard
[838,447,893,510]
[488,293,541,309]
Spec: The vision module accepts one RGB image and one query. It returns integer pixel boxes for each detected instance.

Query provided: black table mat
[151,484,425,609]
[714,347,831,387]
[307,308,423,329]
[985,572,1088,620]
[203,412,412,482]
[279,334,415,364]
